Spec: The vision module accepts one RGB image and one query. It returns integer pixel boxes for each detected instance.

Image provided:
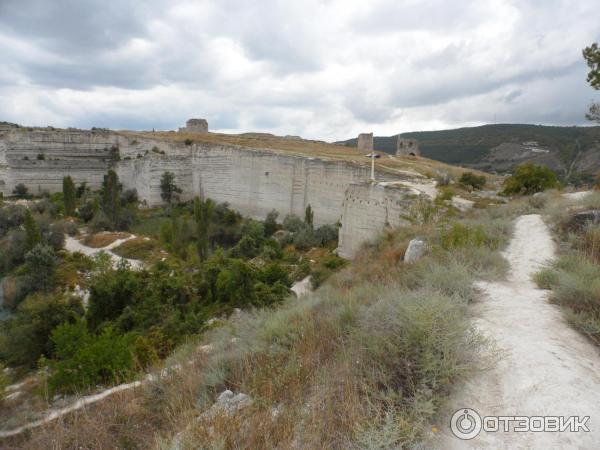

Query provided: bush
[315,224,339,245]
[502,164,559,196]
[24,243,57,292]
[48,322,135,393]
[283,214,304,232]
[459,172,486,190]
[440,223,489,250]
[121,188,139,205]
[0,292,83,368]
[12,183,29,199]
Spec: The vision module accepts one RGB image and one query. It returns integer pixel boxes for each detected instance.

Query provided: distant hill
[339,124,600,184]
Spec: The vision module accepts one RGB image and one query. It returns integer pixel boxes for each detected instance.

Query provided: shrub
[36,153,45,161]
[12,183,29,199]
[502,164,559,196]
[121,188,139,205]
[283,214,304,232]
[315,224,339,245]
[264,209,279,236]
[459,172,486,190]
[25,243,57,292]
[48,322,135,393]
[440,223,489,250]
[0,292,83,368]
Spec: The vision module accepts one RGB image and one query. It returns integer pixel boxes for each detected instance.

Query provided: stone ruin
[357,133,373,153]
[179,118,208,134]
[396,137,420,157]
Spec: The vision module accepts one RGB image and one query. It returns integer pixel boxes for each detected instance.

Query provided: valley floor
[436,214,600,449]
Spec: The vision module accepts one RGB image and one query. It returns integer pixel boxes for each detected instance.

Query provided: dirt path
[438,214,600,449]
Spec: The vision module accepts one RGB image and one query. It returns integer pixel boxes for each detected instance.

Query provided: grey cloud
[0,0,598,138]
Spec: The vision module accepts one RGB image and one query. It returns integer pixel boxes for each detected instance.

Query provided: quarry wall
[0,128,420,258]
[338,183,415,258]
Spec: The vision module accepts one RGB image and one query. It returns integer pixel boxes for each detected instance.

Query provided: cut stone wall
[338,182,416,258]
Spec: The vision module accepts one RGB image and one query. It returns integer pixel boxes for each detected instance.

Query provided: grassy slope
[6,198,526,449]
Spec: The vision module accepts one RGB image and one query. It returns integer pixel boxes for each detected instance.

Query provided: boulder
[564,210,600,233]
[404,238,427,263]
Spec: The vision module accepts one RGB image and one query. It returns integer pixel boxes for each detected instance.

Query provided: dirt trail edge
[437,214,600,449]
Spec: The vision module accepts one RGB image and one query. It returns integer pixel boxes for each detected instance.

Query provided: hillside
[340,124,600,184]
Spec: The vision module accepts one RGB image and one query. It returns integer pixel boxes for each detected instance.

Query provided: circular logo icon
[450,408,482,440]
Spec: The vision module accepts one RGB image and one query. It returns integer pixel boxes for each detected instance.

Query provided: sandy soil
[436,214,600,449]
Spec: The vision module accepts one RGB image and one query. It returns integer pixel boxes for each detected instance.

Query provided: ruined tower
[179,118,208,134]
[357,133,373,153]
[396,137,420,157]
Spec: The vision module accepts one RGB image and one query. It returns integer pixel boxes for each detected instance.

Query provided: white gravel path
[438,214,600,449]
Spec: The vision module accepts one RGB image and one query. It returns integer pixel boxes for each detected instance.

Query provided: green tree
[583,43,600,123]
[160,171,182,205]
[101,169,122,226]
[12,183,29,199]
[25,244,57,292]
[264,209,279,236]
[62,176,76,216]
[502,164,559,196]
[459,172,486,190]
[304,204,314,229]
[194,196,214,261]
[24,209,41,251]
[0,292,83,368]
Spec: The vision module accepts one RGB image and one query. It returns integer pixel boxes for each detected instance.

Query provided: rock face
[357,133,373,153]
[0,126,426,259]
[396,137,420,157]
[404,238,427,263]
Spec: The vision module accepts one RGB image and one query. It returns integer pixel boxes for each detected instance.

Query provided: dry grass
[111,237,162,262]
[82,232,131,248]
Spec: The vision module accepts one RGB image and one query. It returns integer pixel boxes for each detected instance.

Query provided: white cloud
[0,0,598,140]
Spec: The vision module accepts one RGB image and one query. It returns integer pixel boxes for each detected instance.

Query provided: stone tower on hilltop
[357,133,373,152]
[179,118,208,134]
[396,137,420,157]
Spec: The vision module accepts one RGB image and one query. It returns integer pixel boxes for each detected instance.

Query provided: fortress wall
[338,183,415,259]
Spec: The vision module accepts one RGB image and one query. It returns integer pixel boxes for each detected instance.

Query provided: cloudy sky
[0,0,598,140]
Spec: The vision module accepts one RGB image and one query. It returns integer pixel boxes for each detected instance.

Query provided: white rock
[404,238,428,263]
[291,276,312,298]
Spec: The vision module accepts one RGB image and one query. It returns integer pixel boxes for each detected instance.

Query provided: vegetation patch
[111,237,161,261]
[83,232,130,248]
